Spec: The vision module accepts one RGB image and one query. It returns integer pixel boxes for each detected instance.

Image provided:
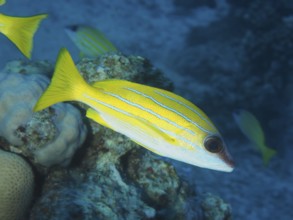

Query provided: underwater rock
[30,53,233,220]
[30,161,156,220]
[2,60,53,77]
[0,148,34,220]
[0,61,87,171]
[201,193,232,220]
[30,130,186,219]
[125,148,188,219]
[30,128,156,220]
[77,52,174,91]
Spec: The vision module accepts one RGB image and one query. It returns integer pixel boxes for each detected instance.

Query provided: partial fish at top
[34,48,234,172]
[0,0,5,6]
[0,7,47,58]
[65,25,118,58]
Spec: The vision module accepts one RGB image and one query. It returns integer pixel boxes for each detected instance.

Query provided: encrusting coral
[0,148,34,220]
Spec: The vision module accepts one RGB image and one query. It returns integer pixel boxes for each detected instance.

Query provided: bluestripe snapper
[34,48,234,172]
[0,12,47,58]
[233,109,276,165]
[65,25,117,58]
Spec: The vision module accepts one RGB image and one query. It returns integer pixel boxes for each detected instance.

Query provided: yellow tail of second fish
[33,48,90,112]
[261,144,276,166]
[0,13,47,58]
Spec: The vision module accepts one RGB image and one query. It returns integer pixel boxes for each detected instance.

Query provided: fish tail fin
[0,13,47,58]
[33,48,89,112]
[262,146,277,166]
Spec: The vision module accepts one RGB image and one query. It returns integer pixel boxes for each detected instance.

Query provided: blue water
[0,0,292,219]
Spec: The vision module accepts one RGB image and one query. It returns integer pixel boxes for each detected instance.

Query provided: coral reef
[29,53,232,220]
[125,149,187,219]
[77,52,174,91]
[0,148,34,220]
[0,53,233,220]
[201,193,231,220]
[30,135,186,219]
[0,61,87,170]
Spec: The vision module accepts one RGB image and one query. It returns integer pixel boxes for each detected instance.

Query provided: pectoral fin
[127,117,176,155]
[133,116,176,144]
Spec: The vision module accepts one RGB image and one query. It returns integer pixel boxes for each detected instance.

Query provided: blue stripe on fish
[124,87,211,134]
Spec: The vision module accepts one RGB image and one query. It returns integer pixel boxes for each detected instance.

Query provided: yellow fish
[34,48,234,172]
[233,109,276,165]
[65,25,118,58]
[0,13,47,58]
[0,0,6,6]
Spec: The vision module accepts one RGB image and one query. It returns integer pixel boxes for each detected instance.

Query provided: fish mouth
[207,160,234,172]
[218,148,235,172]
[223,153,235,171]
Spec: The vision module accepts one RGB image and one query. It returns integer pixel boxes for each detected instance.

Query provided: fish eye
[204,135,224,153]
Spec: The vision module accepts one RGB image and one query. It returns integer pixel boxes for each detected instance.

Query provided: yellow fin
[0,13,47,58]
[34,48,88,112]
[133,117,176,144]
[132,118,176,148]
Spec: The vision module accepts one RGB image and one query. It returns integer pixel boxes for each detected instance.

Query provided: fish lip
[208,161,234,172]
[218,158,235,172]
[217,165,234,172]
[223,153,235,170]
[218,147,235,170]
[223,165,234,172]
[226,158,235,170]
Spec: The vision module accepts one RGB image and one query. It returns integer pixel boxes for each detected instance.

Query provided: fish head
[64,25,79,43]
[199,134,234,172]
[177,133,234,172]
[232,109,243,125]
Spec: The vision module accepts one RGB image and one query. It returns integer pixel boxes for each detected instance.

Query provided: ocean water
[0,0,292,219]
